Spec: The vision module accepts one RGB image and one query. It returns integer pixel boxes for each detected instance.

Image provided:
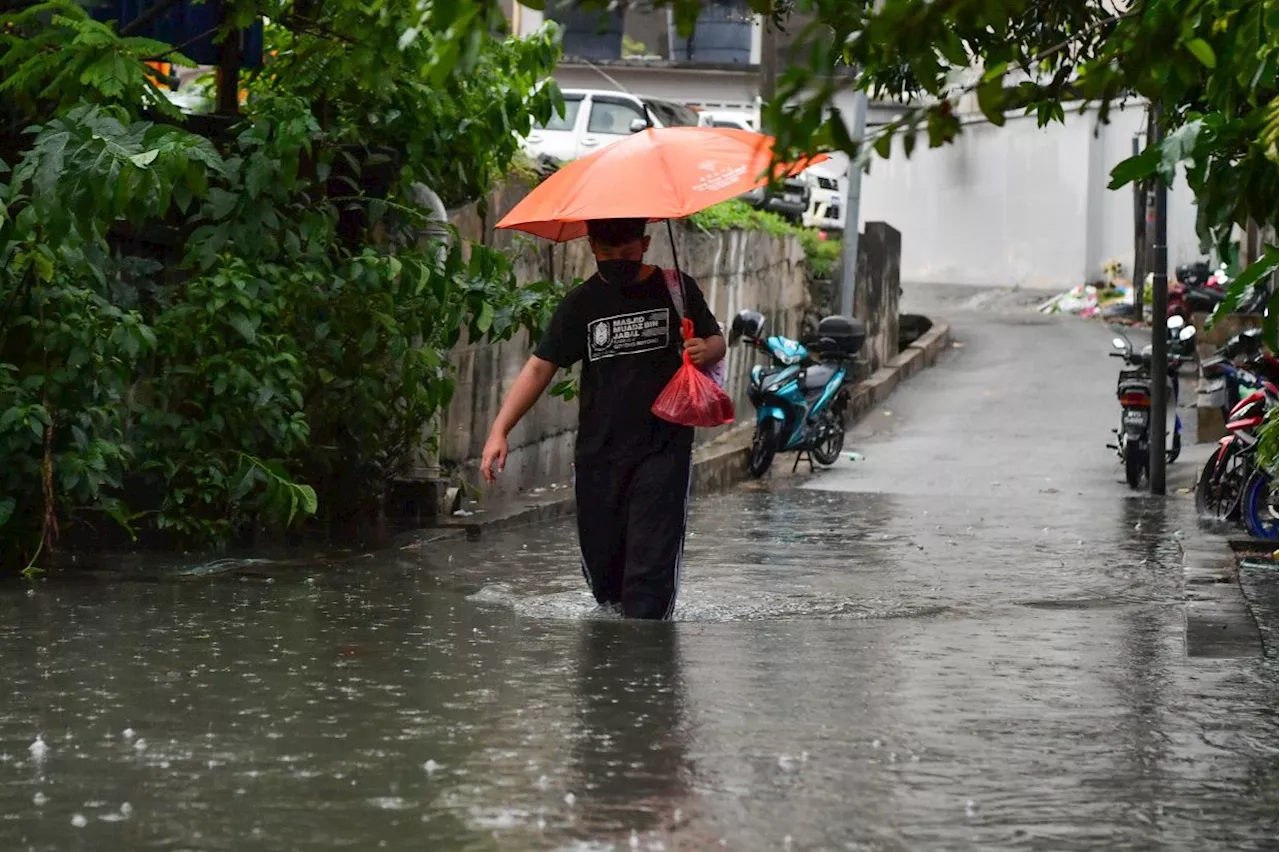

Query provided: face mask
[597,259,643,286]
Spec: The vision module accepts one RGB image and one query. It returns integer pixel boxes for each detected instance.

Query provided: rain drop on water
[122,728,136,741]
[28,737,48,760]
[564,792,576,807]
[422,759,442,775]
[32,792,48,807]
[71,814,88,828]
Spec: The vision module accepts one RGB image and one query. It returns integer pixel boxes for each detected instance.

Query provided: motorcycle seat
[801,364,837,393]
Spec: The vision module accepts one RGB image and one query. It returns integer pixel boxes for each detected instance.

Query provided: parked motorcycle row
[1105,310,1277,539]
[1166,261,1272,321]
[729,309,865,479]
[1193,328,1278,540]
[1101,254,1278,541]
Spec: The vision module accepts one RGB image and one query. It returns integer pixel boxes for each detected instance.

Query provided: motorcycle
[1195,375,1277,523]
[729,310,866,478]
[1241,467,1278,541]
[1107,315,1197,489]
[1192,330,1280,521]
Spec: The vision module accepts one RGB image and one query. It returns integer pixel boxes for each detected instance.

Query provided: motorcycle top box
[812,315,866,357]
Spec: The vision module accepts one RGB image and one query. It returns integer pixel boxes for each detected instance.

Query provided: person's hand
[481,430,508,483]
[684,337,710,367]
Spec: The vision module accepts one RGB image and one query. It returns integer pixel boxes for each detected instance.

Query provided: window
[644,99,699,128]
[587,99,646,135]
[535,96,583,132]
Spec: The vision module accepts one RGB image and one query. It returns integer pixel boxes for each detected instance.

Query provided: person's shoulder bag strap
[662,268,727,389]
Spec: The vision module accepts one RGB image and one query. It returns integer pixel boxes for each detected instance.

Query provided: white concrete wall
[859,101,1201,289]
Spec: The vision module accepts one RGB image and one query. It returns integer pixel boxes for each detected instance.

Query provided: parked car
[696,109,758,132]
[521,88,698,162]
[697,109,842,228]
[802,169,845,232]
[739,177,810,223]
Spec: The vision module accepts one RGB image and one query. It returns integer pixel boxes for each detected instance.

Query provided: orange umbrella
[497,126,826,242]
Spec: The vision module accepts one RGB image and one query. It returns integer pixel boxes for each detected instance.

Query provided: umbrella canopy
[497,126,826,242]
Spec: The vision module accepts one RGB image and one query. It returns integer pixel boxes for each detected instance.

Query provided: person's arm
[482,292,583,482]
[680,276,727,368]
[481,356,558,482]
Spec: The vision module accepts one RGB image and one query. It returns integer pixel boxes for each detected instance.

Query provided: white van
[522,89,699,163]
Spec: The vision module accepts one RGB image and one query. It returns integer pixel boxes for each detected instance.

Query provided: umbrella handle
[665,218,687,320]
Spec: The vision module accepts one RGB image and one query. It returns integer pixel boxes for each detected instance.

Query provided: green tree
[0,1,565,571]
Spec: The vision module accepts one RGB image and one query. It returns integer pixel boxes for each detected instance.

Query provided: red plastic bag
[652,318,735,428]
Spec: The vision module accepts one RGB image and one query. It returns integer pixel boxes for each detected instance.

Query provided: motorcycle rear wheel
[811,411,845,466]
[1123,440,1145,489]
[747,419,782,479]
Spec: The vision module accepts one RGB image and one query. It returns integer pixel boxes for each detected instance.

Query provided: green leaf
[977,78,1006,127]
[1207,244,1278,329]
[229,464,258,502]
[297,484,318,517]
[207,188,238,220]
[0,497,14,528]
[359,327,378,355]
[1232,244,1278,290]
[476,301,495,334]
[1185,38,1216,69]
[32,252,54,282]
[0,407,20,433]
[1108,146,1162,189]
[228,313,257,343]
[128,149,160,167]
[1157,120,1204,182]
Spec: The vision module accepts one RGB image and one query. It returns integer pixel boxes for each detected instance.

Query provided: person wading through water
[481,218,726,620]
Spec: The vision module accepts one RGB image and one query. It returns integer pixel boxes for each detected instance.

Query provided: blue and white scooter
[729,310,866,478]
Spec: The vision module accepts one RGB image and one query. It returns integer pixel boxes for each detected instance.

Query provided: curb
[438,319,952,538]
[1181,539,1263,659]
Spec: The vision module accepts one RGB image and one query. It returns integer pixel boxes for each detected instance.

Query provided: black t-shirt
[535,267,721,464]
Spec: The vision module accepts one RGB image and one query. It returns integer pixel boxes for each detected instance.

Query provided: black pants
[575,448,692,620]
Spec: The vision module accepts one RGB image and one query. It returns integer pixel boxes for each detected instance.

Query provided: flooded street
[1,286,1275,850]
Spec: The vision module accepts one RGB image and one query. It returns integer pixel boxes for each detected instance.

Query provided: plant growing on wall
[0,1,566,572]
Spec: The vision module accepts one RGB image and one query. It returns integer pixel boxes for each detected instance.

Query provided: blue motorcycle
[729,310,866,478]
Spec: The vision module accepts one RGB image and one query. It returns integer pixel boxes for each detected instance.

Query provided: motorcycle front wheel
[1195,444,1247,522]
[747,418,782,479]
[1241,470,1278,540]
[810,410,845,466]
[1123,439,1145,489]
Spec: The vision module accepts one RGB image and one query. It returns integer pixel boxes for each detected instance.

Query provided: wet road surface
[1,285,1275,851]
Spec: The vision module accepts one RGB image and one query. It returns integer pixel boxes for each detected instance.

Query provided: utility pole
[1148,105,1169,496]
[838,89,868,318]
[759,17,777,111]
[1131,134,1145,324]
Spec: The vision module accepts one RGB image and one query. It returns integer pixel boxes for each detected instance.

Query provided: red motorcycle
[1192,342,1280,521]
